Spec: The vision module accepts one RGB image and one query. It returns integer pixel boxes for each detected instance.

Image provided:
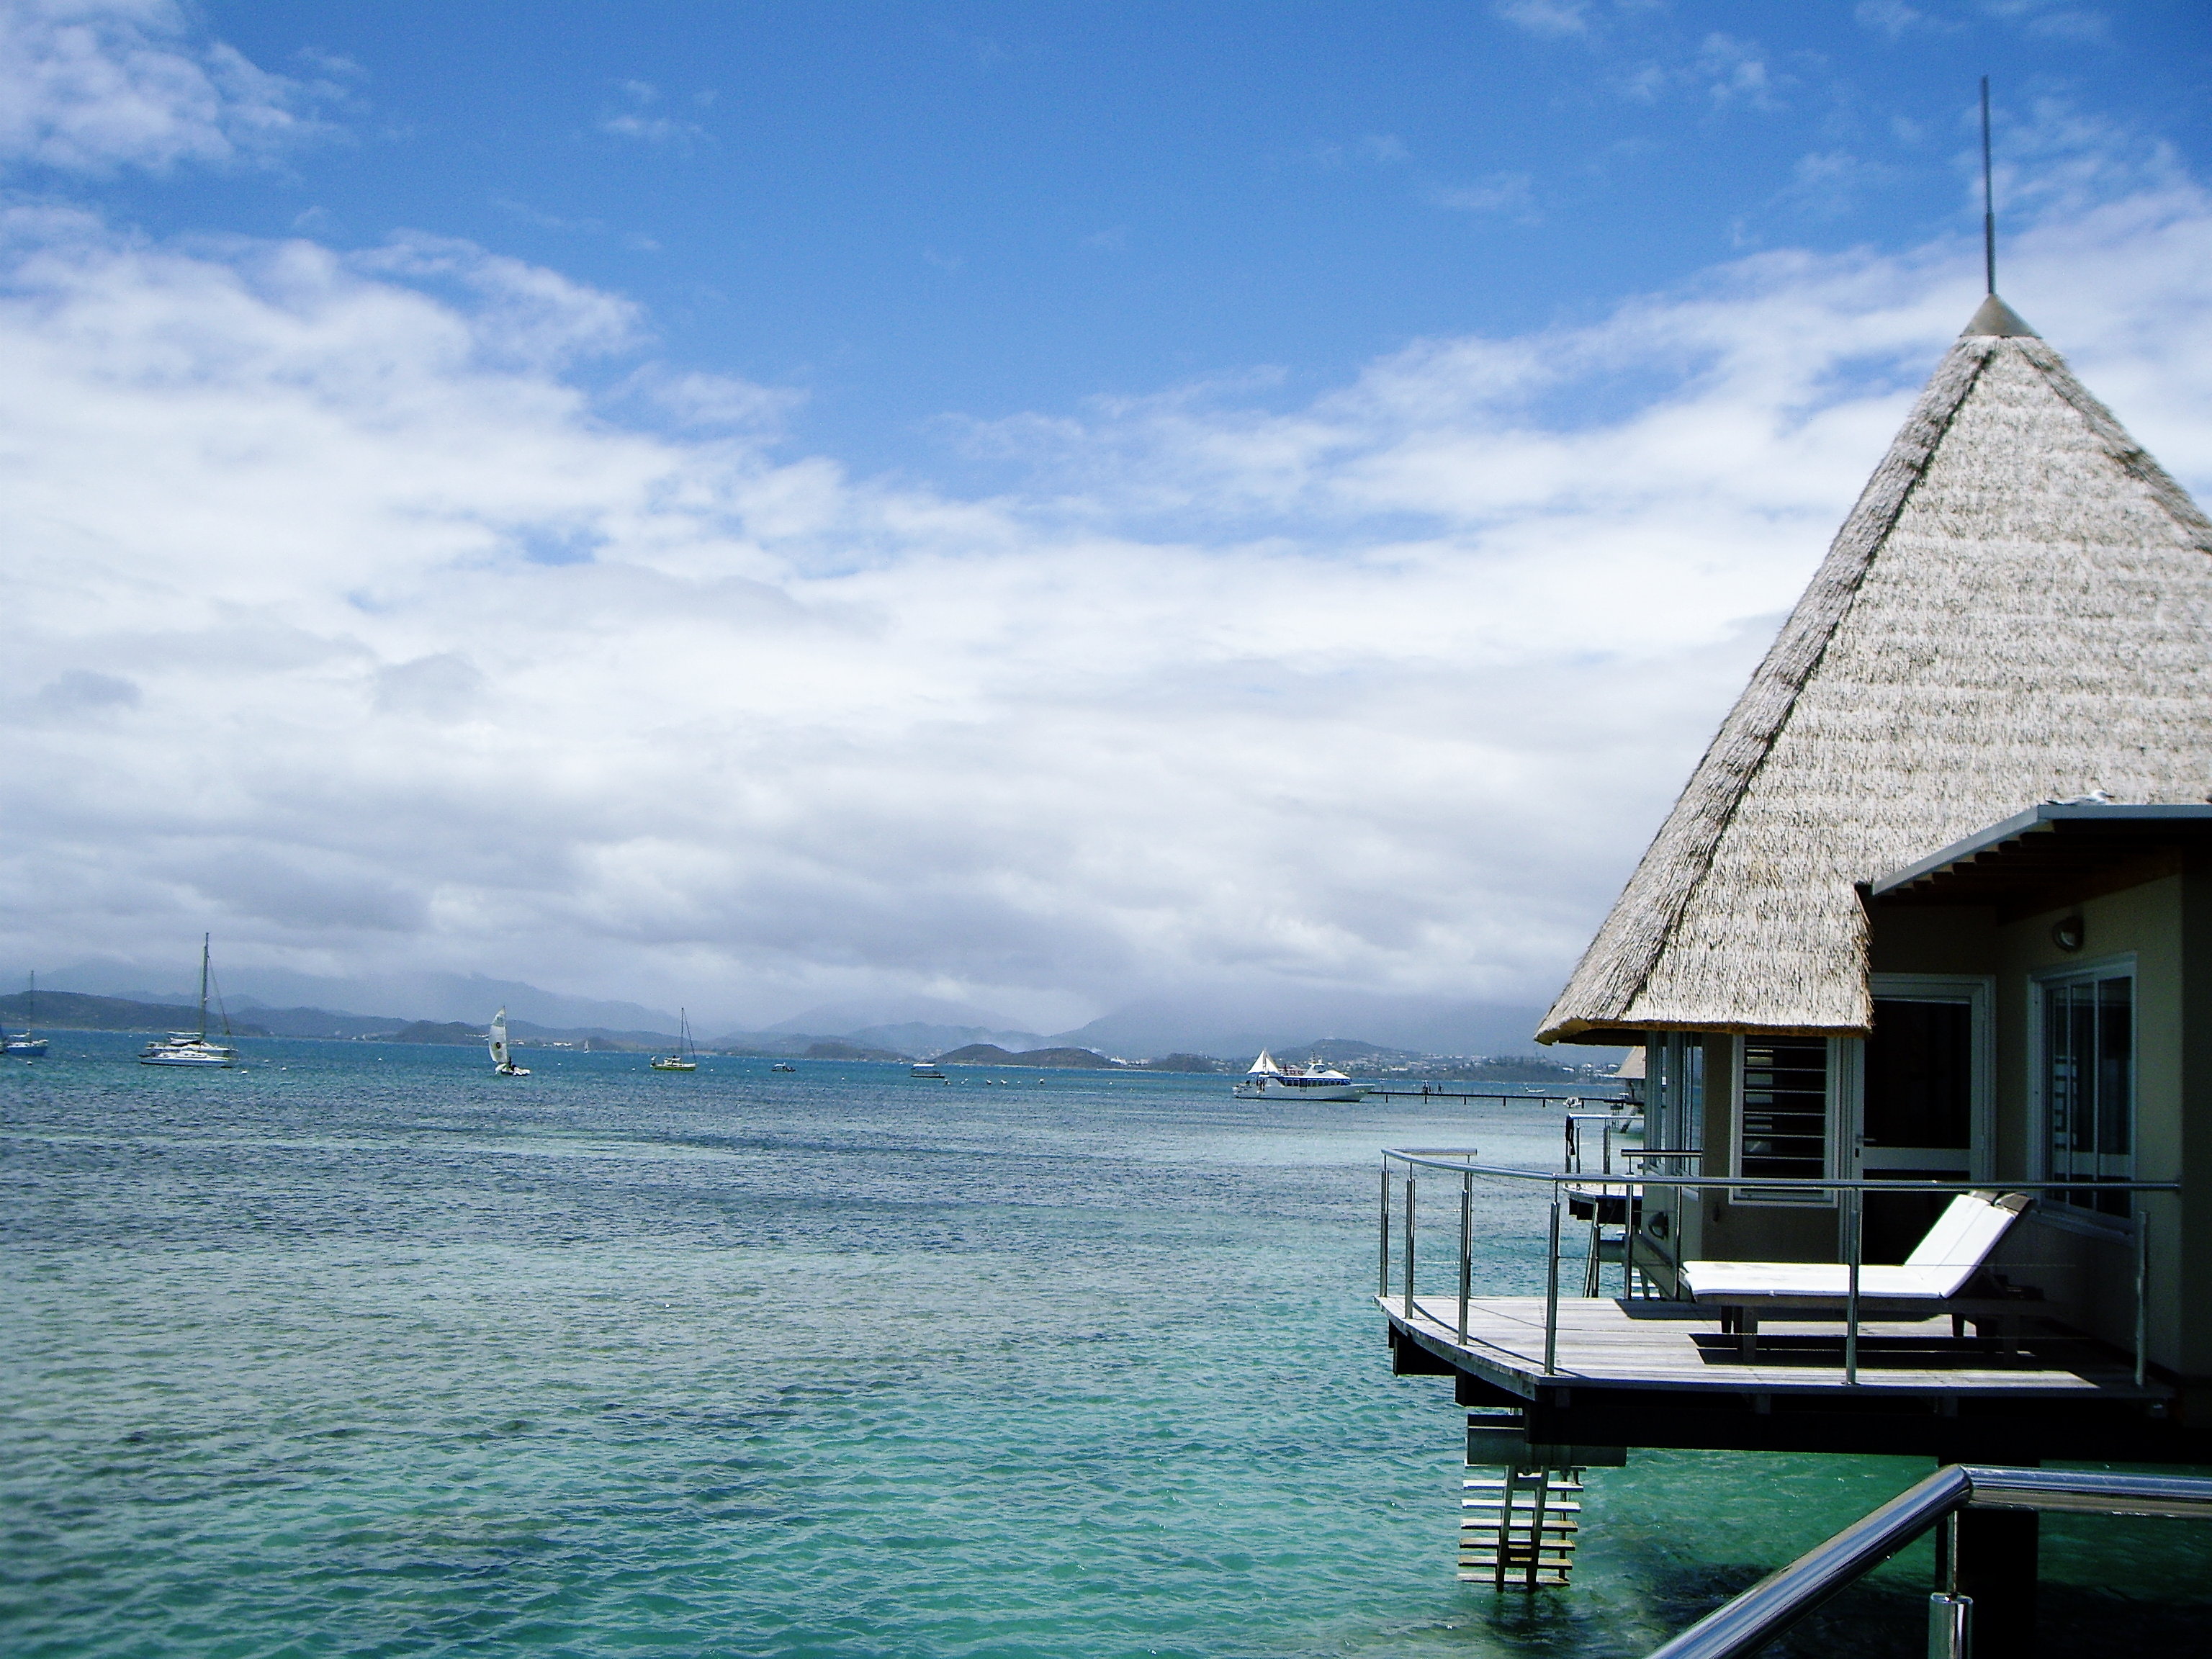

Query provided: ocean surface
[5,1037,2207,1659]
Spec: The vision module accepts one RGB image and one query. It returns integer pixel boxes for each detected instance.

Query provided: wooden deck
[1382,1293,2167,1403]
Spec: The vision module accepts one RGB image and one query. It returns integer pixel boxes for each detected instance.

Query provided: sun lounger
[1681,1191,2033,1354]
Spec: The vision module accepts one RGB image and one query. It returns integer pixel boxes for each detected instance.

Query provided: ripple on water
[5,1038,2207,1658]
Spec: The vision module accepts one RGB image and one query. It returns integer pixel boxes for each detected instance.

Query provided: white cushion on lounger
[1678,1262,1964,1300]
[1681,1191,2030,1303]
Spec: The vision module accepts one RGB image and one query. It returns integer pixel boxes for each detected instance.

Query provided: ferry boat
[910,1063,945,1079]
[139,938,239,1067]
[1233,1049,1367,1102]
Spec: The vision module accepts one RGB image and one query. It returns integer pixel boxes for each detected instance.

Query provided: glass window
[2043,971,2134,1217]
[1739,1037,1827,1192]
[1648,1033,1705,1161]
[1866,999,1972,1151]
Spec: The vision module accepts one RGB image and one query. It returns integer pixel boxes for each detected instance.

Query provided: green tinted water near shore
[4,1038,2205,1657]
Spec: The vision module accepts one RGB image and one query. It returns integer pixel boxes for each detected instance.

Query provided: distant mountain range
[38,963,681,1034]
[10,968,1611,1066]
[0,989,271,1036]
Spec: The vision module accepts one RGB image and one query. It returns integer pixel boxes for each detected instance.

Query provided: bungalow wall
[1872,870,2200,1381]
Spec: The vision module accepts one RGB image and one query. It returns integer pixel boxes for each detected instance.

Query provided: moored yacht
[650,1009,699,1071]
[1233,1048,1367,1102]
[139,938,239,1067]
[4,971,48,1056]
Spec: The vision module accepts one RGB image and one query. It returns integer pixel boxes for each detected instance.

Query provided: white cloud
[1853,1,1933,39]
[1428,172,1534,215]
[1984,1,2110,42]
[597,76,704,148]
[3,178,2208,1030]
[1493,1,1592,40]
[1,0,2208,1034]
[0,0,331,173]
[1696,32,1782,110]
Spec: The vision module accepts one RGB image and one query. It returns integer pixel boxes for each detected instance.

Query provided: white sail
[1246,1048,1284,1076]
[490,1007,511,1069]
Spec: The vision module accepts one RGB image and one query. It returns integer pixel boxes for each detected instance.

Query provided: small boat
[1232,1048,1367,1102]
[488,1006,531,1076]
[770,1061,796,1073]
[139,938,239,1067]
[910,1063,945,1079]
[4,970,48,1056]
[650,1009,700,1071]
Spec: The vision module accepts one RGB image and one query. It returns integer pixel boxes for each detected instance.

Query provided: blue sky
[95,1,2212,472]
[4,1,2211,1038]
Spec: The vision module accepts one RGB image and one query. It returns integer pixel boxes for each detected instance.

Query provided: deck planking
[1382,1293,2165,1401]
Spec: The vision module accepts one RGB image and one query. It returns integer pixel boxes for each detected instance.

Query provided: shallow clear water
[4,1038,2206,1658]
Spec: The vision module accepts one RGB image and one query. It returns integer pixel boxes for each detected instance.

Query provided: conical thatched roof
[1539,299,2212,1044]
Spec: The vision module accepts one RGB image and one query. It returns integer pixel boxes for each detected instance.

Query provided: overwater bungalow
[1378,294,2212,1620]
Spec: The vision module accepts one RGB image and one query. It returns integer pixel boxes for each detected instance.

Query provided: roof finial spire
[1961,78,2034,336]
[1980,76,1996,296]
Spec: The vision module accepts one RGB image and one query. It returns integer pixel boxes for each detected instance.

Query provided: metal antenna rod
[1980,76,1995,295]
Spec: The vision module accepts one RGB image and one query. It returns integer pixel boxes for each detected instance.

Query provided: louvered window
[1737,1038,1830,1202]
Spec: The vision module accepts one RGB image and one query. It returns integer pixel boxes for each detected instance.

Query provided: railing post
[1402,1169,1416,1320]
[1845,1184,1862,1385]
[1378,1162,1391,1298]
[2136,1208,2151,1390]
[1457,1169,1473,1343]
[1543,1192,1563,1375]
[1928,1511,1972,1658]
[1623,1188,1635,1300]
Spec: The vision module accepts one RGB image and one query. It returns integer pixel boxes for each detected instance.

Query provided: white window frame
[2029,952,2138,1234]
[1861,974,1996,1183]
[1730,1035,1843,1207]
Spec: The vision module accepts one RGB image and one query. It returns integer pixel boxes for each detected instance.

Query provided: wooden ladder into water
[1459,1467,1582,1588]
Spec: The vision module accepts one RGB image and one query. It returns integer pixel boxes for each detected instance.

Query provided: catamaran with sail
[139,938,240,1067]
[1232,1048,1367,1102]
[650,1010,699,1071]
[487,1007,531,1076]
[4,971,48,1056]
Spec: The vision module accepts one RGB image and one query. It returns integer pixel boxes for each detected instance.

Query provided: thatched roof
[1539,299,2212,1044]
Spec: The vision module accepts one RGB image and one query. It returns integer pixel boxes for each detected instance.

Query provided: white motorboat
[4,970,48,1056]
[650,1009,699,1071]
[139,938,239,1067]
[488,1007,531,1076]
[1232,1048,1367,1102]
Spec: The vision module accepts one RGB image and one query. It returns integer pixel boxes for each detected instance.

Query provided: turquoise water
[5,1038,2206,1658]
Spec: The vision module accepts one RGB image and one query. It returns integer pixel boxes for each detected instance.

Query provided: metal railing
[1645,1464,2212,1658]
[1380,1148,2178,1386]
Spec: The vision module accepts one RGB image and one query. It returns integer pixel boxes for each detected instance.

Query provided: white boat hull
[1233,1076,1367,1102]
[140,1046,236,1067]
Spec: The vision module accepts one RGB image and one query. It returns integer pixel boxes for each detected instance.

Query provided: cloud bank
[4,6,2209,1034]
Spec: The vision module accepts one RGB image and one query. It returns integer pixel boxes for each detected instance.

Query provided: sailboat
[138,938,240,1066]
[488,1006,531,1076]
[650,1009,699,1071]
[4,971,48,1056]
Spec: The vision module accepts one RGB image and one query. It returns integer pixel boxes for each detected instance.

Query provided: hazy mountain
[40,964,679,1035]
[765,996,1032,1035]
[848,1021,1047,1056]
[1048,994,1551,1063]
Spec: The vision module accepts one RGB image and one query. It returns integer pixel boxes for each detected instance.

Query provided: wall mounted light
[2052,914,2086,952]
